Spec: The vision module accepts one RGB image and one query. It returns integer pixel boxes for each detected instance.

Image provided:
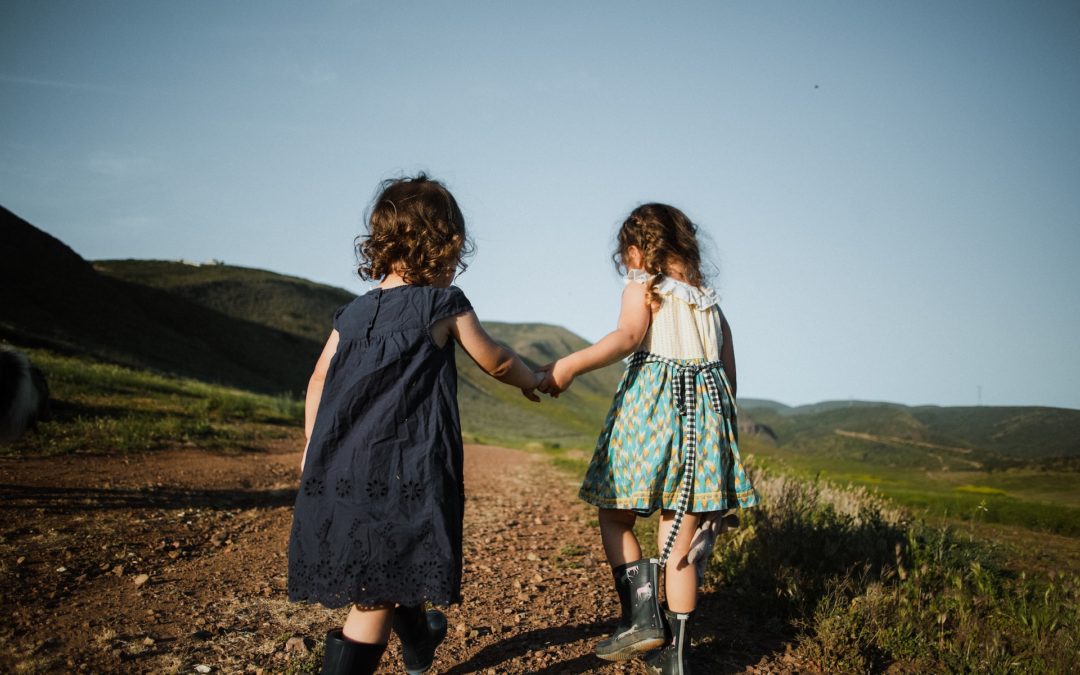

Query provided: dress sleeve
[331,301,352,332]
[429,286,473,326]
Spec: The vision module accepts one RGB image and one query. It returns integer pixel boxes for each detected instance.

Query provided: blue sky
[3,1,1079,409]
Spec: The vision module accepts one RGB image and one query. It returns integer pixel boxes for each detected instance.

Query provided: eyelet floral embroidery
[365,479,388,499]
[362,561,390,585]
[401,480,423,502]
[303,477,324,497]
[314,558,333,579]
[291,546,458,607]
[342,560,358,579]
[377,523,397,550]
[335,478,352,498]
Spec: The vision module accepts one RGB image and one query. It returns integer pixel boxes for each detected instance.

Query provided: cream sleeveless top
[627,269,724,361]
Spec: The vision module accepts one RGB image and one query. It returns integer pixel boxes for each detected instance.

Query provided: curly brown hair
[613,203,704,307]
[356,174,473,285]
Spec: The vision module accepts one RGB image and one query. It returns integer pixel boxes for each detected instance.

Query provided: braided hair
[613,203,704,308]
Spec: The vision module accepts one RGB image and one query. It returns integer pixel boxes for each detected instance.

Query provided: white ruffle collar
[625,268,718,309]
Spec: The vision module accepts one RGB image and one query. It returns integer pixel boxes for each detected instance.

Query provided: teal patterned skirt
[579,352,759,513]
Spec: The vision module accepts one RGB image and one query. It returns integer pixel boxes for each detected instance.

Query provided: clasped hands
[520,359,575,401]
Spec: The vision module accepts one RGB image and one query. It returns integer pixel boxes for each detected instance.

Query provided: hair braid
[612,203,706,309]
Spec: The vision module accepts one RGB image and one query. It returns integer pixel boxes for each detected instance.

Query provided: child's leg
[599,507,642,566]
[342,604,393,644]
[657,510,702,613]
[595,508,666,660]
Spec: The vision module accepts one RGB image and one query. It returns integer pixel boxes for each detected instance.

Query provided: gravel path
[0,442,799,673]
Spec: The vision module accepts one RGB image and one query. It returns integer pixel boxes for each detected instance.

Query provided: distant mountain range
[738,397,1080,461]
[3,204,1077,456]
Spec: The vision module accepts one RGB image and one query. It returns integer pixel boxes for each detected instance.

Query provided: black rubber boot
[595,557,666,661]
[644,606,693,675]
[320,628,387,675]
[392,604,448,675]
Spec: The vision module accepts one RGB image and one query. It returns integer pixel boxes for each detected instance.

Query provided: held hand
[520,371,543,403]
[536,363,555,396]
[541,359,576,397]
[536,365,557,397]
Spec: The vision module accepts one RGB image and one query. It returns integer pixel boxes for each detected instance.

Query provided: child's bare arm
[300,329,340,471]
[446,311,541,398]
[719,311,736,397]
[541,282,650,395]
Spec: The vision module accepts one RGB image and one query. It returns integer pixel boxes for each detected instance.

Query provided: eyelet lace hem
[289,557,460,609]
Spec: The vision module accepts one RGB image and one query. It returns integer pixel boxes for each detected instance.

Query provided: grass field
[3,348,303,457]
[745,435,1080,537]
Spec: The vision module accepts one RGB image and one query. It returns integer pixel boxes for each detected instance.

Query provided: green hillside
[93,259,353,343]
[92,259,622,448]
[741,400,1080,461]
[909,405,1080,459]
[0,207,319,394]
[737,398,792,414]
[738,400,1080,535]
[3,210,621,448]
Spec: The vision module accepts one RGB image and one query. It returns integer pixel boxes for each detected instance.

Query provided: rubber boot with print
[595,557,666,660]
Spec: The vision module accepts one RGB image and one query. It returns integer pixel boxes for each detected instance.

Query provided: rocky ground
[0,441,803,674]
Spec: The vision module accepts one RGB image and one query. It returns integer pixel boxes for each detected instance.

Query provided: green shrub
[709,467,1080,673]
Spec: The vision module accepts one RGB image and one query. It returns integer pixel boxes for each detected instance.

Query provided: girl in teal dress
[539,203,758,674]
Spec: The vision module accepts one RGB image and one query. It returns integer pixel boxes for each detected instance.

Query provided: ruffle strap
[624,269,718,309]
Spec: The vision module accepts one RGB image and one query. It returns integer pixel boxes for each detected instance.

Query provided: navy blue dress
[288,284,473,608]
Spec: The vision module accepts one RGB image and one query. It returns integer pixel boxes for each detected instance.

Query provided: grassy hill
[738,400,1080,535]
[93,259,353,344]
[95,259,621,449]
[7,243,621,449]
[740,399,1080,461]
[0,207,320,394]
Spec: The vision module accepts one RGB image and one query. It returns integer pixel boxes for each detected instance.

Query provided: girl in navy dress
[288,175,542,674]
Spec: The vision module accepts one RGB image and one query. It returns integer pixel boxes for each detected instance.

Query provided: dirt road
[0,442,797,674]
